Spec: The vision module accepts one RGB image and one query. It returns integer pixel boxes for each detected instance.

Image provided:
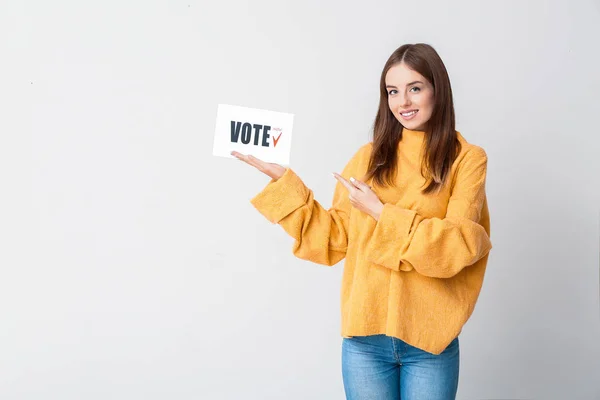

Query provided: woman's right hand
[231,151,287,181]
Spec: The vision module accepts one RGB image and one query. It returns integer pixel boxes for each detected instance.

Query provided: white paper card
[213,104,294,165]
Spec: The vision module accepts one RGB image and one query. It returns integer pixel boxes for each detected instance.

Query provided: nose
[398,91,411,107]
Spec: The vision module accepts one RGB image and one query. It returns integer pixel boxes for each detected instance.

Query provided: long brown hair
[364,43,461,194]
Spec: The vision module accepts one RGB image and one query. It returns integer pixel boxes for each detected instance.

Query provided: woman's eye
[388,90,397,95]
[410,87,421,92]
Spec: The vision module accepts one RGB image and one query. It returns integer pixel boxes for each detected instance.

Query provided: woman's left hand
[333,173,384,221]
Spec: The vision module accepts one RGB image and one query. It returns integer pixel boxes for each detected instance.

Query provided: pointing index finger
[332,172,355,192]
[350,177,371,192]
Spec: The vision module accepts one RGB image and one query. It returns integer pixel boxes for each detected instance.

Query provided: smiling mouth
[400,110,418,119]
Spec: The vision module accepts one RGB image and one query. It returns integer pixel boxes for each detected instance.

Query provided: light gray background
[1,0,599,399]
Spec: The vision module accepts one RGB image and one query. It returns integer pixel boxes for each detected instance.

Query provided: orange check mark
[272,132,283,147]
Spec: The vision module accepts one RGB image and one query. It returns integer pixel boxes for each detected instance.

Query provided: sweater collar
[399,127,426,148]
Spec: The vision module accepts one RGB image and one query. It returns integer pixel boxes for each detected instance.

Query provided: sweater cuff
[250,168,309,223]
[365,204,417,271]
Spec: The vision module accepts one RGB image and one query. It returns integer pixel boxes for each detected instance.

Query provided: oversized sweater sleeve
[364,146,492,278]
[249,148,362,266]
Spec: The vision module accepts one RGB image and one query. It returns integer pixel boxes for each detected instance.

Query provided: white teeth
[401,111,417,117]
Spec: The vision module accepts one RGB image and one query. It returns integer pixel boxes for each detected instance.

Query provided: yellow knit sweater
[250,128,492,355]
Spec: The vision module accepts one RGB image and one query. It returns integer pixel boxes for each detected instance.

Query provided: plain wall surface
[1,0,599,399]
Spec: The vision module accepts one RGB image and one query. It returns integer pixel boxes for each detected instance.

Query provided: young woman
[232,43,492,400]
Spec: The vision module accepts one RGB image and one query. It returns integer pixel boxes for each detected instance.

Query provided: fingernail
[350,177,356,182]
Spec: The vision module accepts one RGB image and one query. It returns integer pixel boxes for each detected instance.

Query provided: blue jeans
[342,334,459,400]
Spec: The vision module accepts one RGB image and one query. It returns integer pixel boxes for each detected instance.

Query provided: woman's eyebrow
[385,81,424,89]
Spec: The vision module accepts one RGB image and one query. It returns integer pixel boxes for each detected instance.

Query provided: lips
[400,109,418,120]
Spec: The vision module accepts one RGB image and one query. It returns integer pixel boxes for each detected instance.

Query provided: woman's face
[385,62,434,131]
